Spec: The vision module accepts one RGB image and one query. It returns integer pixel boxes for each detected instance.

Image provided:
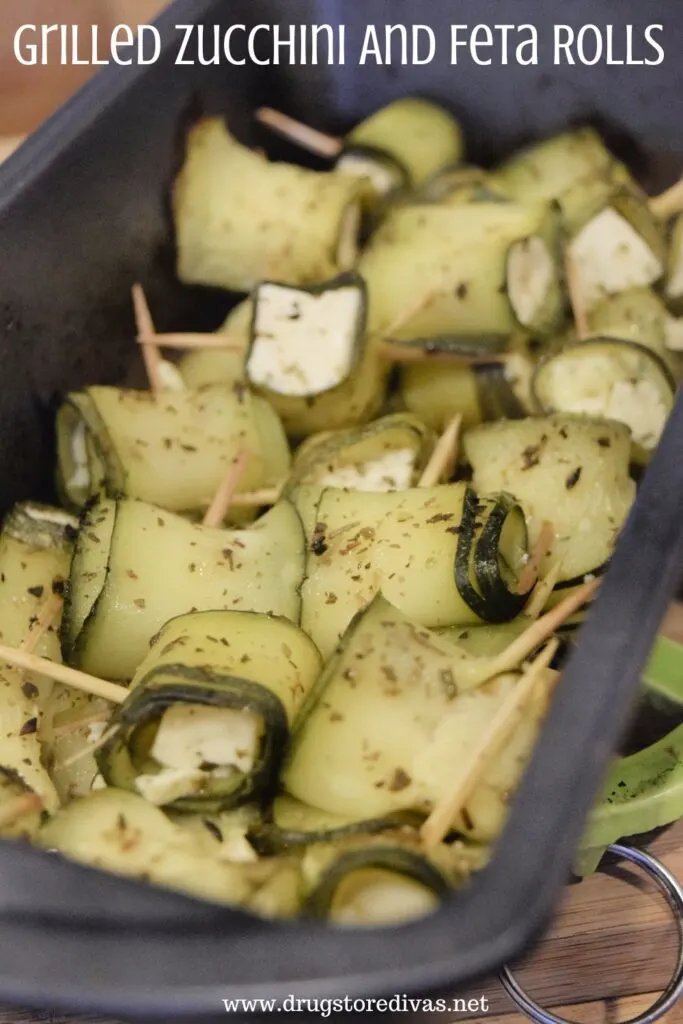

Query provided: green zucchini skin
[384,336,511,360]
[97,669,289,813]
[344,97,464,189]
[455,488,531,623]
[301,844,450,920]
[248,796,423,855]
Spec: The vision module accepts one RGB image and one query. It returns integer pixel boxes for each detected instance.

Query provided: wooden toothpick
[135,332,244,352]
[516,521,555,596]
[481,577,600,683]
[21,593,63,655]
[524,560,563,620]
[132,284,164,393]
[420,639,560,849]
[418,415,463,488]
[229,485,284,508]
[650,179,683,221]
[203,450,251,528]
[564,249,590,341]
[255,107,342,159]
[0,644,127,705]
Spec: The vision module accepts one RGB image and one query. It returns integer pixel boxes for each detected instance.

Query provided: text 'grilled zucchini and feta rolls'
[358,203,566,346]
[56,384,290,516]
[97,610,321,811]
[284,596,554,843]
[300,483,533,660]
[245,274,386,437]
[63,496,306,681]
[462,414,635,586]
[174,118,365,293]
[0,503,76,815]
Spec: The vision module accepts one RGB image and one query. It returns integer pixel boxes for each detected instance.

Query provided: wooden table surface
[1,130,682,1021]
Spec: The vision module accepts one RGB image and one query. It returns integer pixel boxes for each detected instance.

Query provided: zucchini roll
[97,610,321,811]
[492,127,618,209]
[588,286,683,356]
[63,496,306,681]
[359,203,566,343]
[398,352,531,432]
[244,273,386,437]
[286,413,434,493]
[462,415,635,584]
[301,835,449,927]
[174,118,365,293]
[248,794,423,855]
[532,336,675,459]
[56,384,290,517]
[300,483,532,659]
[335,148,408,218]
[37,787,255,907]
[417,165,511,207]
[285,597,553,840]
[178,299,252,390]
[666,213,683,312]
[343,97,464,189]
[564,178,666,311]
[0,503,76,813]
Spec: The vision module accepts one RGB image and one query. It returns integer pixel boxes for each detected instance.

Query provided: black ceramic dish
[1,0,683,1020]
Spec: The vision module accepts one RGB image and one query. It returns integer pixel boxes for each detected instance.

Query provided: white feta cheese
[316,448,416,492]
[151,703,262,775]
[506,235,555,329]
[569,207,663,310]
[247,281,363,397]
[135,766,206,806]
[336,152,400,198]
[540,349,668,450]
[68,420,91,493]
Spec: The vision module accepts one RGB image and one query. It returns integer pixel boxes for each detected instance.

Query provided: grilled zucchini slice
[463,415,635,583]
[97,610,321,811]
[286,413,433,494]
[64,497,306,681]
[0,503,75,813]
[532,337,675,459]
[174,118,364,293]
[301,835,448,926]
[344,98,464,188]
[56,384,290,517]
[300,483,531,659]
[285,596,552,839]
[359,203,565,343]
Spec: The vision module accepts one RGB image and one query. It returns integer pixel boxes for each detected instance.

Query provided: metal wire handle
[499,843,683,1024]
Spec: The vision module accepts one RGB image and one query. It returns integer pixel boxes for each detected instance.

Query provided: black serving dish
[1,0,683,1020]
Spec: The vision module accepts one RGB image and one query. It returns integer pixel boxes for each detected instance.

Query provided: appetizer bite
[1,98,682,928]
